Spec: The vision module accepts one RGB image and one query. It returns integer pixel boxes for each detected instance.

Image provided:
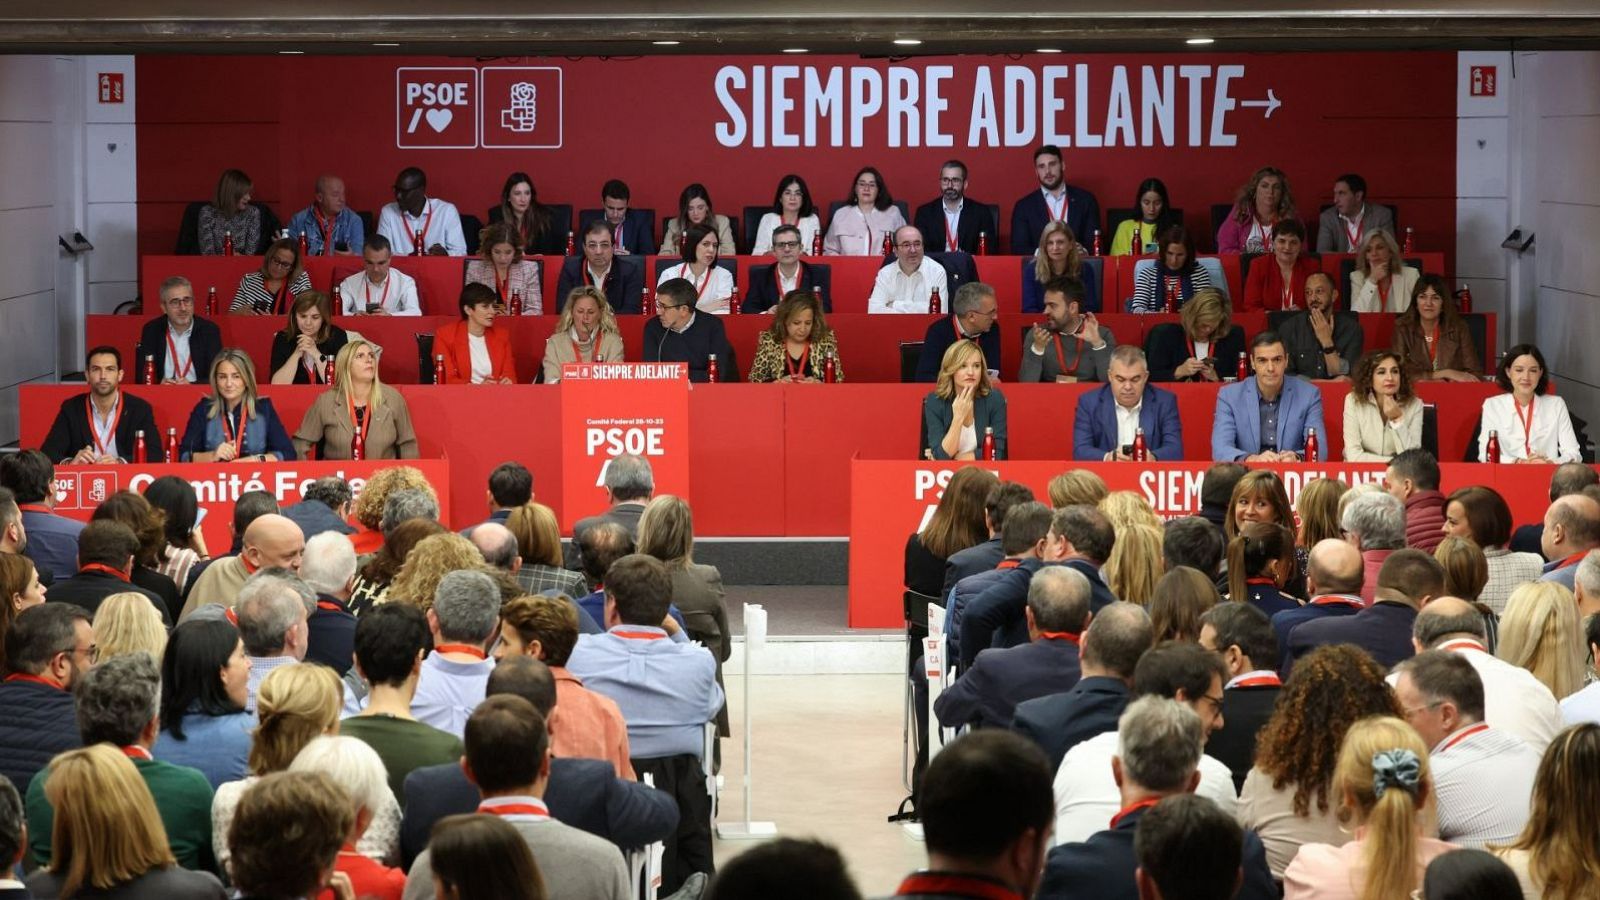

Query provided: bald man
[181,513,306,620]
[469,522,522,575]
[1269,538,1365,673]
[1540,494,1600,590]
[867,226,950,314]
[285,174,364,256]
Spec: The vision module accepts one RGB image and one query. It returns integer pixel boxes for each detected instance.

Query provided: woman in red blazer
[1242,219,1321,312]
[435,282,515,384]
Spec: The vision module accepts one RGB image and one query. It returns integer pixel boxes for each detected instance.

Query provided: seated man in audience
[0,488,31,581]
[890,730,1054,900]
[943,482,1035,601]
[1540,493,1600,589]
[40,347,164,464]
[342,604,463,799]
[236,569,312,711]
[1407,596,1563,754]
[867,226,948,314]
[1393,650,1538,848]
[1575,551,1600,620]
[1162,517,1226,582]
[1288,548,1442,670]
[411,569,500,738]
[226,772,354,900]
[1072,346,1183,461]
[1012,602,1152,770]
[644,277,736,382]
[555,219,645,313]
[0,776,23,895]
[336,234,421,316]
[1343,490,1407,604]
[1387,449,1447,552]
[181,513,305,618]
[139,276,221,384]
[398,656,678,868]
[1511,463,1597,556]
[46,520,168,623]
[285,174,363,256]
[1019,276,1114,384]
[1040,697,1276,900]
[1315,173,1393,253]
[945,496,1047,655]
[1010,144,1100,251]
[1271,538,1365,670]
[915,160,998,255]
[743,224,832,313]
[0,604,91,797]
[298,532,358,675]
[568,454,653,571]
[592,178,654,256]
[1213,331,1327,462]
[463,461,533,534]
[281,476,355,541]
[1053,643,1239,845]
[1134,795,1251,900]
[574,522,636,618]
[23,653,214,871]
[566,554,723,894]
[0,451,83,584]
[1279,273,1362,379]
[936,566,1090,730]
[1198,603,1282,792]
[377,166,465,256]
[915,282,1001,383]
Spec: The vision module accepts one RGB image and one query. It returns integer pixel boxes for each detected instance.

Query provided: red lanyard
[944,207,961,251]
[407,203,436,252]
[477,798,550,821]
[1246,577,1277,586]
[4,673,63,691]
[996,558,1023,570]
[784,344,811,380]
[1438,723,1490,753]
[494,267,510,302]
[1228,670,1282,689]
[571,335,595,364]
[313,206,335,255]
[316,600,344,613]
[679,263,713,299]
[1054,333,1085,377]
[895,874,1022,900]
[366,275,391,312]
[1424,322,1441,366]
[220,404,249,456]
[166,331,193,381]
[1184,336,1203,363]
[121,745,152,761]
[85,395,121,457]
[1377,277,1391,309]
[1438,639,1486,654]
[1254,218,1274,249]
[1556,550,1589,570]
[1514,397,1536,456]
[612,629,668,641]
[1310,594,1363,608]
[81,563,130,582]
[1276,267,1297,309]
[303,350,322,383]
[1037,631,1081,645]
[434,644,487,659]
[1044,191,1067,223]
[1110,798,1162,829]
[1344,215,1363,251]
[345,392,366,436]
[270,278,291,315]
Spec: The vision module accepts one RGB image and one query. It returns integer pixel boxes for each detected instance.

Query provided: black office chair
[900,341,924,384]
[1461,314,1489,374]
[1265,309,1294,332]
[357,210,375,240]
[416,333,437,383]
[1421,404,1439,459]
[927,252,977,295]
[742,205,770,254]
[1239,251,1264,285]
[1210,204,1236,244]
[460,214,484,256]
[546,203,574,252]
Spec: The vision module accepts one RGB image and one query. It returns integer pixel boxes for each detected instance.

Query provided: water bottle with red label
[1131,224,1142,255]
[297,231,308,258]
[144,355,156,385]
[1092,229,1103,256]
[983,427,997,461]
[642,286,654,316]
[222,231,234,256]
[1485,430,1501,463]
[1304,428,1319,462]
[132,430,147,464]
[433,354,446,385]
[164,427,179,462]
[566,232,576,256]
[823,351,837,384]
[977,232,988,255]
[928,286,941,314]
[413,229,425,256]
[707,353,720,383]
[206,286,218,316]
[324,355,336,385]
[1132,428,1148,461]
[1236,352,1249,381]
[509,291,523,317]
[811,233,823,256]
[1403,226,1416,253]
[882,232,893,256]
[1458,283,1473,314]
[728,284,741,316]
[351,424,366,461]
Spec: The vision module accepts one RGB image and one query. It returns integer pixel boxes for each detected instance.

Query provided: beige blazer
[659,214,736,256]
[541,329,626,383]
[292,388,419,460]
[1341,393,1424,462]
[1350,265,1420,313]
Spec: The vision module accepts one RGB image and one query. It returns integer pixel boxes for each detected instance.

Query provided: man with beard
[1010,144,1102,252]
[40,347,164,464]
[1018,277,1114,383]
[1213,332,1327,462]
[555,220,645,313]
[914,160,998,256]
[1278,272,1363,379]
[137,276,222,384]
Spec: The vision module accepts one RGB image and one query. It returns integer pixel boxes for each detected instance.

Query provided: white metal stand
[716,603,777,839]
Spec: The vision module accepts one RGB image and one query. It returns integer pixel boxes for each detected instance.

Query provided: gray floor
[722,585,896,637]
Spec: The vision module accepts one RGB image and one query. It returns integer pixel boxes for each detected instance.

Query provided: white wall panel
[85,201,138,286]
[0,293,58,386]
[0,123,54,211]
[0,206,55,301]
[86,280,137,315]
[85,123,137,204]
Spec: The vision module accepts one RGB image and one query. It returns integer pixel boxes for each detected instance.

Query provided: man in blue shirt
[1212,331,1327,462]
[0,450,82,584]
[284,175,364,256]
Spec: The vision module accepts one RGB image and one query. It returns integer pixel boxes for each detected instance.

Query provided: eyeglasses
[773,241,801,250]
[658,302,687,311]
[897,241,923,250]
[973,307,999,319]
[1199,694,1225,714]
[1401,701,1442,721]
[167,296,195,306]
[267,257,294,269]
[939,177,965,186]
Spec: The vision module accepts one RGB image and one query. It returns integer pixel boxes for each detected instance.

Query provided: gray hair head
[432,570,501,643]
[1340,490,1405,551]
[1109,345,1148,369]
[950,281,995,317]
[303,477,353,512]
[603,454,654,503]
[75,652,161,746]
[236,569,311,656]
[288,735,391,816]
[1576,550,1600,598]
[1028,565,1092,634]
[300,532,357,596]
[1116,696,1203,793]
[381,488,439,535]
[469,522,520,570]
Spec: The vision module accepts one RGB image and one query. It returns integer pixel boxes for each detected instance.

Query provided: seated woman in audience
[1110,177,1180,256]
[1499,581,1586,701]
[24,745,227,899]
[1478,342,1580,463]
[1227,470,1308,594]
[1441,485,1545,614]
[346,464,437,556]
[427,814,547,900]
[506,502,588,598]
[200,168,264,256]
[1217,166,1297,254]
[436,283,515,384]
[1049,470,1109,510]
[0,554,45,668]
[1492,722,1600,899]
[1239,645,1404,878]
[749,290,842,383]
[660,222,735,314]
[1282,716,1457,898]
[1145,288,1246,382]
[1434,535,1500,651]
[923,341,1007,461]
[230,238,312,315]
[269,291,348,385]
[1128,224,1212,313]
[179,349,296,463]
[823,166,905,256]
[1024,221,1101,313]
[1099,491,1163,533]
[905,466,997,599]
[1226,522,1301,616]
[659,182,735,256]
[288,737,407,900]
[542,286,625,382]
[90,490,181,616]
[1393,275,1481,383]
[465,222,542,314]
[1148,566,1220,642]
[384,533,485,608]
[227,772,354,900]
[1343,350,1424,462]
[488,172,564,256]
[1103,523,1164,606]
[639,494,732,739]
[1296,477,1349,548]
[144,475,207,588]
[93,591,169,664]
[1350,229,1420,313]
[1242,219,1319,311]
[153,619,254,788]
[349,518,446,615]
[752,173,822,255]
[293,340,419,461]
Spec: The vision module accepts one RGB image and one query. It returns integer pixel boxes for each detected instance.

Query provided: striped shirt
[230,270,313,315]
[1431,725,1539,848]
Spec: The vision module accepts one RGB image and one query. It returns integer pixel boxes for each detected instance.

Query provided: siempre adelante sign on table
[559,363,690,531]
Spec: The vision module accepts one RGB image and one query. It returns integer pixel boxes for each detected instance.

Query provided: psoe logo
[396,67,479,149]
[481,67,563,149]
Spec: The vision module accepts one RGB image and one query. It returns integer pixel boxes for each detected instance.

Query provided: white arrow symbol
[1240,89,1282,118]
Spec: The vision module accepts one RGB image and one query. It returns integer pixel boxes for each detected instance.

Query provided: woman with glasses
[269,291,349,385]
[823,166,906,256]
[230,237,311,315]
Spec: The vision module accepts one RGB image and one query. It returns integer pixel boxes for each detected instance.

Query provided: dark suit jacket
[741,261,833,313]
[1011,676,1130,771]
[306,594,357,675]
[1279,310,1364,379]
[1510,523,1546,558]
[1209,684,1282,792]
[40,392,165,463]
[941,538,1005,600]
[643,312,736,382]
[399,757,680,869]
[1144,323,1247,383]
[1071,384,1183,461]
[137,316,223,385]
[1038,805,1277,900]
[1010,184,1101,252]
[46,569,170,624]
[961,559,1113,671]
[555,255,645,314]
[1271,597,1362,674]
[916,317,1002,383]
[1288,600,1418,670]
[934,637,1082,730]
[924,390,1007,461]
[577,208,656,256]
[914,198,998,255]
[565,502,648,571]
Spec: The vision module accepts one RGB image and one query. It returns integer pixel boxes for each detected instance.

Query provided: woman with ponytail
[1284,716,1459,899]
[1226,521,1301,617]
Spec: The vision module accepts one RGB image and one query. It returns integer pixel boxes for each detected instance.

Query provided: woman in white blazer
[1343,350,1424,461]
[1349,230,1421,313]
[1479,343,1581,463]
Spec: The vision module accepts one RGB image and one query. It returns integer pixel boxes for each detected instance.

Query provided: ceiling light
[652,40,681,46]
[279,50,305,55]
[783,48,809,53]
[893,38,923,46]
[1037,48,1063,54]
[1186,37,1215,45]
[372,42,400,47]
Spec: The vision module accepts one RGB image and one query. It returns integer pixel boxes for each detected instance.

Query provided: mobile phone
[334,241,350,253]
[1202,357,1217,368]
[366,303,382,314]
[1119,444,1133,455]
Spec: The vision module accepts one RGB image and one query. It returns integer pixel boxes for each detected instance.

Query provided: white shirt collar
[676,311,697,334]
[1340,205,1366,224]
[167,319,193,337]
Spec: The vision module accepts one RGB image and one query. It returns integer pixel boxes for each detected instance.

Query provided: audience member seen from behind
[1420,849,1523,900]
[1296,478,1351,550]
[293,340,420,460]
[152,619,254,789]
[1497,581,1586,701]
[0,604,91,804]
[1343,350,1424,462]
[0,553,47,668]
[924,341,1007,461]
[288,736,407,900]
[427,814,548,900]
[349,518,445,614]
[143,475,207,591]
[1148,566,1219,643]
[348,464,439,555]
[905,466,998,600]
[1102,523,1163,607]
[505,502,588,599]
[198,168,265,256]
[748,291,842,383]
[90,590,167,665]
[89,490,183,615]
[1134,795,1249,900]
[1478,343,1580,463]
[1226,522,1301,617]
[178,349,296,463]
[1491,722,1600,899]
[704,837,862,900]
[1440,486,1544,614]
[227,771,354,900]
[1393,274,1480,383]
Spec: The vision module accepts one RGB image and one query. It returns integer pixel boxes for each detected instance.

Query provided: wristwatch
[1320,345,1337,354]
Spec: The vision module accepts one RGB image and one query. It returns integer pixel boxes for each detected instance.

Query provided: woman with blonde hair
[1283,716,1457,899]
[506,502,588,598]
[1349,229,1420,314]
[639,495,732,739]
[923,341,1006,461]
[1498,581,1587,701]
[541,286,624,382]
[1104,523,1164,606]
[1296,477,1350,548]
[93,591,168,664]
[293,339,420,460]
[178,349,295,462]
[1148,566,1220,643]
[25,745,226,898]
[1048,470,1109,509]
[349,464,438,554]
[1492,722,1600,899]
[385,533,486,610]
[1023,220,1100,312]
[1146,287,1247,382]
[1098,491,1161,533]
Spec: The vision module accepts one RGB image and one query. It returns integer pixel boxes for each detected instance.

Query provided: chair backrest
[900,341,923,384]
[1210,203,1236,243]
[357,211,375,242]
[1462,313,1488,373]
[928,252,978,295]
[175,201,207,255]
[1265,309,1295,332]
[546,203,574,249]
[1421,404,1439,458]
[460,214,484,256]
[1239,251,1264,285]
[741,205,769,254]
[415,333,437,383]
[904,590,939,631]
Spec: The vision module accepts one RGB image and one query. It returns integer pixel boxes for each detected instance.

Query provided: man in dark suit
[946,501,1052,665]
[300,531,358,675]
[1271,538,1365,672]
[1011,602,1150,770]
[1288,548,1444,671]
[1512,464,1599,558]
[40,347,163,464]
[577,179,654,256]
[741,225,832,312]
[44,520,169,624]
[915,282,1001,383]
[942,483,1035,600]
[399,656,678,868]
[936,566,1090,730]
[643,278,736,382]
[136,276,222,385]
[1315,173,1396,253]
[1198,603,1282,792]
[1279,273,1363,379]
[555,220,645,313]
[914,160,998,256]
[1009,144,1101,253]
[1071,347,1183,461]
[566,453,653,570]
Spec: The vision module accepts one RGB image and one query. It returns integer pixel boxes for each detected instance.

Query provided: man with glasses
[335,234,421,316]
[914,281,1001,382]
[867,226,949,314]
[137,276,221,384]
[556,220,644,313]
[643,278,735,383]
[913,160,998,255]
[0,603,93,798]
[376,166,466,256]
[742,225,832,313]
